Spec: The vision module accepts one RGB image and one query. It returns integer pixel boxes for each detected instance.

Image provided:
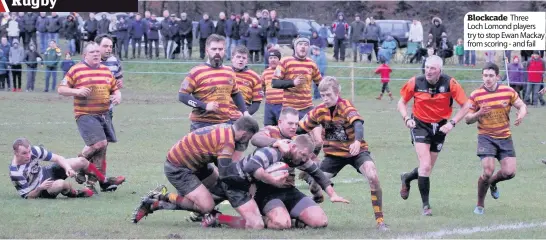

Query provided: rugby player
[131,117,261,228]
[58,42,126,193]
[201,134,348,229]
[298,76,388,231]
[465,63,527,215]
[272,37,322,119]
[9,138,117,199]
[95,35,124,120]
[228,45,263,120]
[262,49,283,126]
[398,55,470,216]
[178,34,250,132]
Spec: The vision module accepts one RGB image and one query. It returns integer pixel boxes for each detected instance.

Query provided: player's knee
[246,217,265,230]
[268,217,291,229]
[504,170,516,180]
[91,140,108,150]
[419,164,432,175]
[306,216,328,228]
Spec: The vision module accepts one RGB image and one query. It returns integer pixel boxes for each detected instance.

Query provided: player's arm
[178,77,207,110]
[58,78,86,97]
[231,91,249,115]
[271,63,297,89]
[398,78,416,126]
[513,94,527,126]
[248,79,263,115]
[48,154,76,178]
[449,79,471,126]
[464,95,482,125]
[247,101,261,115]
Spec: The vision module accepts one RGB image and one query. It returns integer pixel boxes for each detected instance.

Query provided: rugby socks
[418,176,430,207]
[217,214,247,229]
[160,192,196,211]
[371,190,384,224]
[406,167,419,185]
[85,163,106,183]
[101,158,107,175]
[62,189,78,198]
[477,175,490,207]
[489,171,515,186]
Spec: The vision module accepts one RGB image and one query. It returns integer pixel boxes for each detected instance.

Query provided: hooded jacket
[332,13,348,39]
[429,17,446,44]
[9,40,25,65]
[526,57,545,83]
[24,44,41,68]
[349,19,365,42]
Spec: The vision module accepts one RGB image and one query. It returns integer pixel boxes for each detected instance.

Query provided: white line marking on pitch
[397,221,546,239]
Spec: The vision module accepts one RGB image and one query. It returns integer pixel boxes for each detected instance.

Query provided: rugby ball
[265,162,289,177]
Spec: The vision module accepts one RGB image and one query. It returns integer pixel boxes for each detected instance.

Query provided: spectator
[0,37,10,90]
[332,12,348,62]
[266,10,279,45]
[178,12,192,60]
[318,23,328,42]
[116,17,129,60]
[349,13,365,62]
[454,38,464,65]
[147,14,160,59]
[310,45,327,100]
[108,15,118,54]
[61,52,75,75]
[215,12,227,37]
[129,13,145,59]
[231,15,242,47]
[63,15,78,56]
[421,46,435,74]
[363,17,380,63]
[485,50,496,63]
[505,50,511,63]
[23,12,37,50]
[521,50,533,62]
[240,12,251,46]
[196,13,215,60]
[310,30,326,50]
[16,13,25,46]
[47,12,62,45]
[377,35,396,64]
[259,9,269,58]
[160,10,170,58]
[0,13,9,38]
[245,19,263,63]
[143,11,151,56]
[24,42,41,92]
[0,49,6,90]
[84,13,98,44]
[429,17,446,48]
[408,19,423,47]
[464,49,476,67]
[374,57,393,101]
[437,32,453,63]
[43,40,61,92]
[98,14,110,35]
[9,39,24,92]
[36,12,49,53]
[7,14,19,45]
[166,14,179,59]
[524,51,545,106]
[502,55,525,99]
[225,13,235,61]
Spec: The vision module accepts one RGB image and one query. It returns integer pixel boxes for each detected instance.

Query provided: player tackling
[465,63,527,215]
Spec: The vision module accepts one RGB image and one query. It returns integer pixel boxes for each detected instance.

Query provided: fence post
[351,62,355,102]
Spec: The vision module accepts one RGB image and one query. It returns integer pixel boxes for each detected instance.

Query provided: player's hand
[405,118,416,129]
[116,79,124,89]
[476,106,491,117]
[349,140,360,156]
[539,88,545,95]
[271,171,290,188]
[206,102,219,112]
[330,194,350,204]
[272,139,291,153]
[439,122,454,134]
[111,94,121,105]
[65,167,77,178]
[76,87,92,97]
[38,178,54,190]
[514,115,524,126]
[294,75,305,86]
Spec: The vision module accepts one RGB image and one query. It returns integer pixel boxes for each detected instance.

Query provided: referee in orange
[397,55,470,216]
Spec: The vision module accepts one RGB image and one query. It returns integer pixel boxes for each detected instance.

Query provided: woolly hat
[293,37,310,47]
[268,49,281,60]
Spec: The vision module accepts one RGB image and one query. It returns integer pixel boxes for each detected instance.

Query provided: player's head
[268,49,281,69]
[318,76,341,107]
[278,107,299,137]
[424,55,443,84]
[481,62,500,89]
[95,34,113,59]
[293,37,310,59]
[232,116,260,143]
[12,138,32,163]
[206,34,226,68]
[83,42,101,66]
[287,134,315,165]
[231,45,249,70]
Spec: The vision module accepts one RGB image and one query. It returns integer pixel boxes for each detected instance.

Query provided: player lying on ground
[9,138,117,199]
[198,134,349,229]
[131,117,260,227]
[465,62,527,215]
[398,55,470,216]
[298,76,388,231]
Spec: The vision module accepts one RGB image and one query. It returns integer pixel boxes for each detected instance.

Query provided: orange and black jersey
[400,74,468,123]
[469,85,519,139]
[167,124,248,171]
[299,98,368,157]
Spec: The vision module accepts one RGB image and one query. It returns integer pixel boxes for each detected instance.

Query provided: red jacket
[527,57,545,83]
[375,64,392,83]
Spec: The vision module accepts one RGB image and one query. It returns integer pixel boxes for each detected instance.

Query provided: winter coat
[239,19,251,38]
[231,21,241,40]
[197,19,214,39]
[147,19,160,40]
[0,43,10,59]
[454,44,464,56]
[9,44,25,65]
[332,20,348,39]
[310,33,326,49]
[84,19,98,34]
[408,22,423,43]
[526,57,545,83]
[43,47,61,68]
[310,52,327,74]
[16,16,24,33]
[129,19,145,39]
[225,19,235,37]
[349,20,365,42]
[35,16,48,33]
[23,13,37,33]
[7,20,19,37]
[245,26,263,51]
[503,62,524,85]
[429,17,446,44]
[24,50,41,68]
[215,19,227,36]
[266,18,280,38]
[47,15,62,33]
[98,18,110,35]
[0,55,7,74]
[363,23,380,41]
[160,18,171,40]
[178,19,192,37]
[63,20,78,40]
[61,59,75,73]
[115,21,129,39]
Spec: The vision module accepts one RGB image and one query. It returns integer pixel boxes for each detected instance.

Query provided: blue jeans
[267,37,278,45]
[67,39,76,55]
[39,32,48,53]
[45,67,57,92]
[48,33,59,45]
[232,39,241,46]
[263,103,282,126]
[464,50,476,65]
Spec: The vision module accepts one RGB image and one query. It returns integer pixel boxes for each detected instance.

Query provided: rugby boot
[400,172,410,200]
[377,222,389,231]
[422,205,432,216]
[100,176,126,192]
[490,184,500,199]
[132,197,156,223]
[474,206,485,215]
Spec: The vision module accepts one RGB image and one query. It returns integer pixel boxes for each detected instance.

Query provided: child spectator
[310,45,327,100]
[43,40,61,92]
[421,47,435,74]
[0,49,6,90]
[61,52,75,75]
[24,43,41,92]
[524,51,545,106]
[455,38,464,65]
[9,39,24,92]
[502,56,525,99]
[374,56,393,101]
